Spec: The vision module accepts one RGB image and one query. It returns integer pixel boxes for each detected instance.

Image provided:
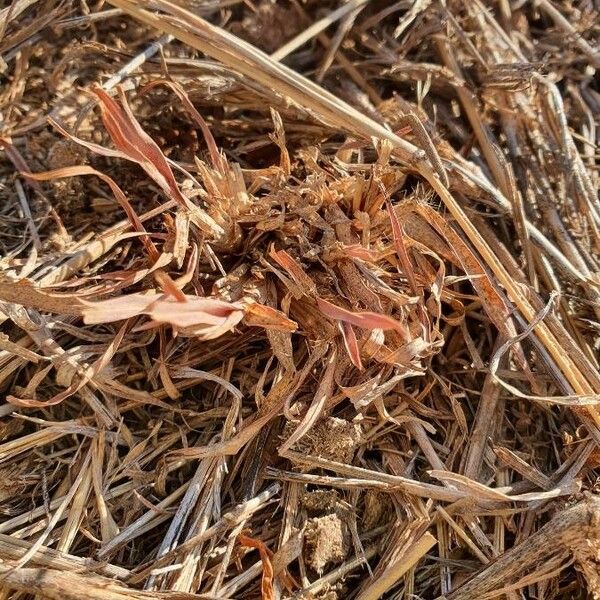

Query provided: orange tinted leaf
[243,302,298,332]
[342,244,377,261]
[149,296,244,331]
[82,293,300,340]
[317,297,409,338]
[238,534,275,600]
[92,86,183,201]
[270,247,318,296]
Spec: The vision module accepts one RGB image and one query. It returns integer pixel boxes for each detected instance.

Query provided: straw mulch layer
[1,1,599,598]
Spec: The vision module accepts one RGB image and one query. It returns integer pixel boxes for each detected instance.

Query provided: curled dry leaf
[24,166,159,260]
[7,323,128,407]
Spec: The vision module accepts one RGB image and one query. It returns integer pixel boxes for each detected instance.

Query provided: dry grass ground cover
[0,0,599,598]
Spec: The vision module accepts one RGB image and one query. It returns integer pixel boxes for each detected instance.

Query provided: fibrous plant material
[0,1,599,599]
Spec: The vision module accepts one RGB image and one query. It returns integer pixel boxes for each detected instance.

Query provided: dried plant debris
[0,0,599,598]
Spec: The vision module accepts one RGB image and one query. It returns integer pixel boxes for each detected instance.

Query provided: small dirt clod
[304,513,349,574]
[300,417,362,464]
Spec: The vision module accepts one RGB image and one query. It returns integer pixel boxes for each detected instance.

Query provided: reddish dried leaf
[342,244,377,261]
[92,86,186,203]
[317,297,409,338]
[339,321,363,370]
[88,86,222,236]
[270,247,318,296]
[82,293,296,340]
[238,534,275,600]
[81,293,155,323]
[149,297,243,331]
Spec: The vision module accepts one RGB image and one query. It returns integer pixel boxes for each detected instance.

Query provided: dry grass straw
[0,0,599,598]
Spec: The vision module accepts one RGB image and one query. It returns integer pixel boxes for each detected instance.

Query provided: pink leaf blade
[317,297,408,337]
